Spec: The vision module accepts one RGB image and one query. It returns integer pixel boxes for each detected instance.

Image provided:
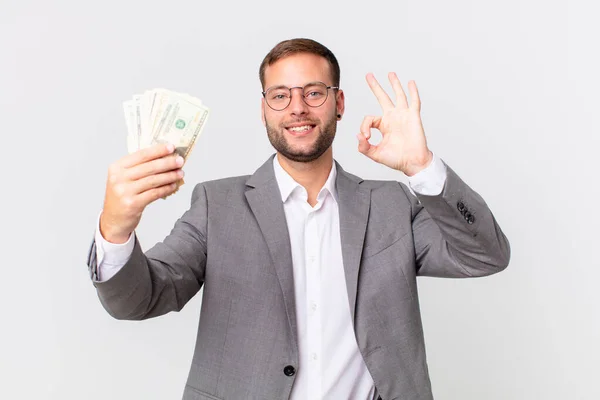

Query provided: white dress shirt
[94,154,447,399]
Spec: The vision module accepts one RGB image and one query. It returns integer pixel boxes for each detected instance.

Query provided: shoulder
[194,175,250,196]
[363,178,415,209]
[342,167,412,197]
[186,175,251,205]
[338,167,417,211]
[198,175,250,191]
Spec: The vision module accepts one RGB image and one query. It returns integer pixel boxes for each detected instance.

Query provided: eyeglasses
[262,81,339,111]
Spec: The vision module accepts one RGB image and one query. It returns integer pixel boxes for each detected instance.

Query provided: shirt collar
[272,155,338,204]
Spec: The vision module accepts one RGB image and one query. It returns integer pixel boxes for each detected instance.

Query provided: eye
[304,85,326,98]
[270,92,289,101]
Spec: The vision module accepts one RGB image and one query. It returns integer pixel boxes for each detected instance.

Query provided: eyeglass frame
[261,81,340,111]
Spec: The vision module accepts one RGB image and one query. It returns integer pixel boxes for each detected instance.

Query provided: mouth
[284,123,317,137]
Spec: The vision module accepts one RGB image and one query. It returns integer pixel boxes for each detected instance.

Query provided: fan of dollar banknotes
[123,88,210,193]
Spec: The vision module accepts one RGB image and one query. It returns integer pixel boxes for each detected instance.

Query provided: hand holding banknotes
[100,89,210,244]
[99,144,184,244]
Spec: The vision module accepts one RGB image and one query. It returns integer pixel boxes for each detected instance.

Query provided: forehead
[263,53,331,88]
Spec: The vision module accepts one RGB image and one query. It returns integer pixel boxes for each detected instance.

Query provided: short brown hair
[259,38,340,89]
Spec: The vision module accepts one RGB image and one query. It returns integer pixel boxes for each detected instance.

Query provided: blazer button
[283,365,296,377]
[457,201,466,213]
[464,211,472,219]
[466,214,475,224]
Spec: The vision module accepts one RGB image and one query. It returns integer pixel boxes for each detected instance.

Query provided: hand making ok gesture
[357,72,433,177]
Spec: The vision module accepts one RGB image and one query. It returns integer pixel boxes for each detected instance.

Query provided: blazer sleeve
[86,183,209,320]
[400,161,511,278]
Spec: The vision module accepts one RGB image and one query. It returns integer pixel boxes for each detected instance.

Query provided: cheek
[316,107,336,124]
[264,112,281,129]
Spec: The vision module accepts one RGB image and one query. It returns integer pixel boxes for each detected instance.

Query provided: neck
[276,148,333,206]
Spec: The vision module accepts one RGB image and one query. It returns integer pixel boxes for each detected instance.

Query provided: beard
[265,111,337,163]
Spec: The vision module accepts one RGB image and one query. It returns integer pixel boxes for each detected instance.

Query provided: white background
[1,0,598,399]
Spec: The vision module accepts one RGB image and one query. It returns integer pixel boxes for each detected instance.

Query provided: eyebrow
[266,84,289,91]
[265,81,326,91]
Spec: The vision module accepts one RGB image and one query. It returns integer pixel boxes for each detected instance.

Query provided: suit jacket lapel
[245,155,298,352]
[335,162,371,324]
[244,156,370,345]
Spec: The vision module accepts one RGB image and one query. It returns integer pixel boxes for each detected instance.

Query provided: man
[88,38,510,400]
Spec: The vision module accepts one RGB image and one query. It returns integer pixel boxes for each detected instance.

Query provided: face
[261,53,345,163]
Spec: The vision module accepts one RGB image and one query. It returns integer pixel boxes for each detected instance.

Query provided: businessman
[88,38,510,400]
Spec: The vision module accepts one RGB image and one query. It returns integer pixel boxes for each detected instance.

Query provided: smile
[285,124,316,136]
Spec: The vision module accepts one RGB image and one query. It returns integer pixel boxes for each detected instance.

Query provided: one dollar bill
[122,88,210,195]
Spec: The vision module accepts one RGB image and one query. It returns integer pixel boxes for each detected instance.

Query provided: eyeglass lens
[265,82,330,110]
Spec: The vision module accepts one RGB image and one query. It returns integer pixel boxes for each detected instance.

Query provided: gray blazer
[87,155,510,400]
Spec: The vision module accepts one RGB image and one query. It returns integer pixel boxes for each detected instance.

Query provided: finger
[126,153,184,181]
[120,143,175,169]
[360,115,375,140]
[366,73,395,111]
[138,182,180,205]
[408,80,421,110]
[360,115,383,140]
[133,169,184,194]
[356,132,377,159]
[389,72,408,109]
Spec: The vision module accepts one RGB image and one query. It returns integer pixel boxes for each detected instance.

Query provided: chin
[280,144,328,163]
[266,118,335,163]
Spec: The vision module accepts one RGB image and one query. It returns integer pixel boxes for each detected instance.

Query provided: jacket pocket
[183,385,223,400]
[362,231,409,260]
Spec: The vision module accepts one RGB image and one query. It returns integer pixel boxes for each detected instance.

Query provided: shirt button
[283,365,296,376]
[311,353,318,361]
[311,303,317,311]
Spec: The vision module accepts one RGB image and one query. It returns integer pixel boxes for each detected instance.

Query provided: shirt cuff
[95,211,135,281]
[407,152,447,196]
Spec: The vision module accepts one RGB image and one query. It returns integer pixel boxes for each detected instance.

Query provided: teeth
[288,125,312,132]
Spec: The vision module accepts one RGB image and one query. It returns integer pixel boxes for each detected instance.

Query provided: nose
[288,87,309,116]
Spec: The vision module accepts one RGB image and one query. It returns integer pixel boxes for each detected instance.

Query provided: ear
[261,98,266,127]
[336,89,345,120]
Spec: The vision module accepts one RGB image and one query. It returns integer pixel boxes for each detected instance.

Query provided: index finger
[120,143,175,168]
[366,73,395,111]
